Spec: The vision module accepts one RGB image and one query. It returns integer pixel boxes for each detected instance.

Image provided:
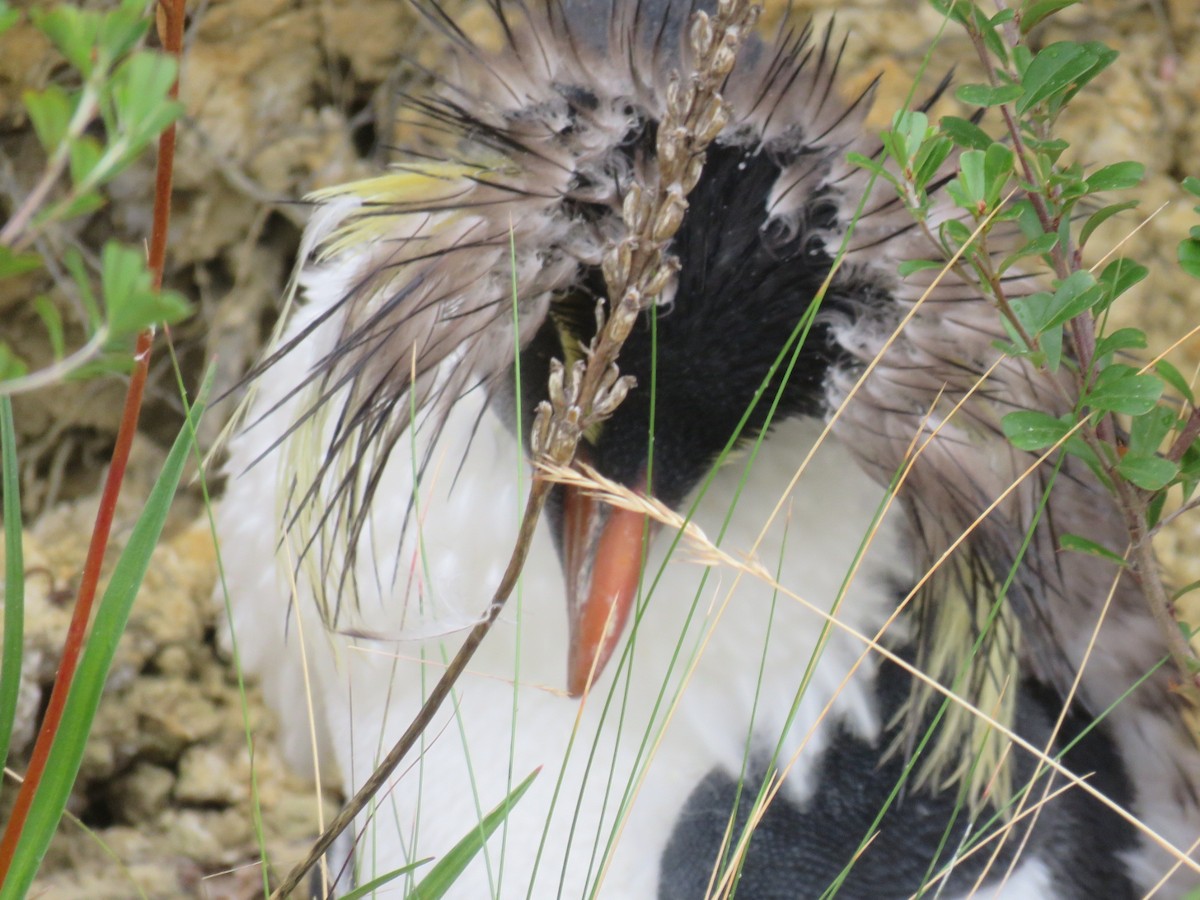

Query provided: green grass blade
[0,397,23,774]
[340,858,432,900]
[407,766,539,900]
[0,385,207,900]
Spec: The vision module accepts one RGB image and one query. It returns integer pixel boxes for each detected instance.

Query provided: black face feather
[519,140,855,509]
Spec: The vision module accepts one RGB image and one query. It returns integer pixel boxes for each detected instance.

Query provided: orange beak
[561,475,652,697]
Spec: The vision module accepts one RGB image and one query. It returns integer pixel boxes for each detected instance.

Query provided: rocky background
[0,0,1196,896]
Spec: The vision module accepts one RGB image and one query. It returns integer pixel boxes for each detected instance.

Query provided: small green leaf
[1011,199,1044,240]
[847,152,884,176]
[101,242,192,339]
[939,218,974,250]
[974,6,1007,59]
[1024,136,1071,165]
[954,149,986,208]
[939,116,992,151]
[1129,405,1176,458]
[995,319,1031,358]
[1010,291,1053,336]
[30,5,100,74]
[1079,200,1139,249]
[1018,41,1118,115]
[1058,176,1089,207]
[1043,270,1102,331]
[886,110,930,167]
[1147,489,1167,529]
[1180,444,1200,481]
[1116,453,1179,491]
[0,247,42,278]
[1018,42,1093,112]
[111,52,180,147]
[1002,409,1071,450]
[1012,43,1034,77]
[94,0,149,64]
[956,82,1023,108]
[1097,258,1148,309]
[1020,0,1080,34]
[1182,176,1200,200]
[1178,475,1196,505]
[849,152,905,195]
[981,143,1014,209]
[1178,237,1200,279]
[23,85,73,152]
[1093,328,1146,361]
[1086,365,1164,416]
[913,137,953,192]
[898,259,946,277]
[930,0,972,27]
[1155,359,1194,405]
[1085,162,1144,193]
[1064,45,1120,106]
[999,232,1058,274]
[100,242,145,332]
[1059,533,1127,567]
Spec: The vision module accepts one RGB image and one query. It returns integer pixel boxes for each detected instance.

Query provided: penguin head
[509,114,883,693]
[279,1,905,695]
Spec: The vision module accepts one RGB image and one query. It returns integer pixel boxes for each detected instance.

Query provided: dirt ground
[1,0,1198,897]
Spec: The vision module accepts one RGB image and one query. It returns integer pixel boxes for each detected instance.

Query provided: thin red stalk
[0,328,153,880]
[147,0,182,289]
[0,0,184,883]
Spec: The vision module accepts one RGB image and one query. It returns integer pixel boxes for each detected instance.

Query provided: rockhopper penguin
[215,1,1200,895]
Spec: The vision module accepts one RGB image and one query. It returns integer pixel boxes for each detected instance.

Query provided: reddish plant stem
[0,328,153,880]
[147,0,182,289]
[0,0,184,883]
